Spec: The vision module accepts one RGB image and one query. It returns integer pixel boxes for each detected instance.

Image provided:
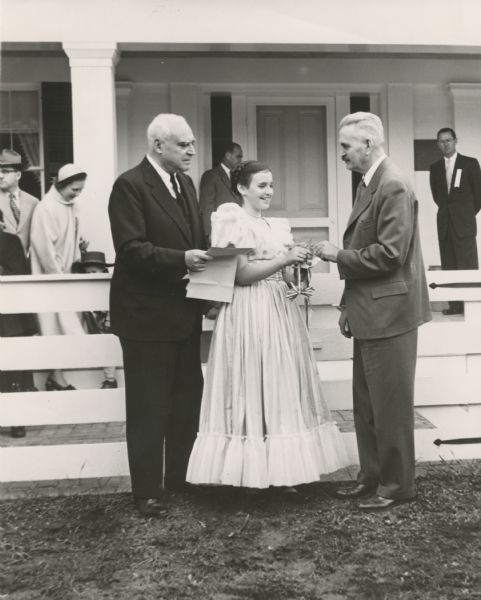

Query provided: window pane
[11,91,39,130]
[0,132,13,149]
[12,134,42,199]
[0,92,10,130]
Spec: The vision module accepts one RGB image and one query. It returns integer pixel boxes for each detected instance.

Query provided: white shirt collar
[220,162,230,178]
[363,153,386,187]
[146,154,177,198]
[445,152,457,164]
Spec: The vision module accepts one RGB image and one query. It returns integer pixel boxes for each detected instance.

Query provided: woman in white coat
[30,164,88,391]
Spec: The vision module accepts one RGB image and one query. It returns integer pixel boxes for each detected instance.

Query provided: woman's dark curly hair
[231,160,271,196]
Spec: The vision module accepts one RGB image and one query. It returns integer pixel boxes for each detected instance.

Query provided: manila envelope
[186,247,252,303]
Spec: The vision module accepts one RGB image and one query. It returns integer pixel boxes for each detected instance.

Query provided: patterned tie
[9,193,20,226]
[170,173,190,225]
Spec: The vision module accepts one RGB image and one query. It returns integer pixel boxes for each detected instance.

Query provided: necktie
[353,177,366,205]
[170,173,191,226]
[9,193,20,226]
[446,158,453,191]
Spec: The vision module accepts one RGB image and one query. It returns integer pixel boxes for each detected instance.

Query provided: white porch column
[386,84,415,183]
[450,83,481,261]
[63,43,119,262]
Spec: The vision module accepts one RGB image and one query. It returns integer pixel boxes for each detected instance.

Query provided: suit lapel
[0,192,18,232]
[217,165,233,195]
[179,173,206,245]
[17,191,29,231]
[141,159,193,246]
[450,154,464,193]
[345,158,388,230]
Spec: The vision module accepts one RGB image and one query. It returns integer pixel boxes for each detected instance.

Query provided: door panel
[256,105,328,219]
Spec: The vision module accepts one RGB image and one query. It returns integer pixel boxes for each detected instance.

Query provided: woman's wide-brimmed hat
[72,251,114,271]
[57,163,87,184]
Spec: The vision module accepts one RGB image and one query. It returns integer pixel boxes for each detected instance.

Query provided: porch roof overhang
[2,42,481,61]
[1,0,481,54]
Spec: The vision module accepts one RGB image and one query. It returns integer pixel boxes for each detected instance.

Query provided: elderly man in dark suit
[429,127,481,315]
[316,112,431,511]
[199,142,243,239]
[108,113,211,517]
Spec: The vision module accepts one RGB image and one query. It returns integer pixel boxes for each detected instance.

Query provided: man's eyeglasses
[0,168,16,175]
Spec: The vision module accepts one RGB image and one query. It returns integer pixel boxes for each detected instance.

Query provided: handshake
[313,241,340,263]
[286,241,340,265]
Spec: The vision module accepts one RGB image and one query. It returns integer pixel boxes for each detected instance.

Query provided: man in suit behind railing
[429,128,481,315]
[0,149,38,258]
[0,209,38,438]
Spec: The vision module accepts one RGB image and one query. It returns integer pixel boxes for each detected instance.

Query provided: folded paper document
[186,247,252,303]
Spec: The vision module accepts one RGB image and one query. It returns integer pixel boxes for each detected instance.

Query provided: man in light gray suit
[0,149,38,257]
[316,112,431,510]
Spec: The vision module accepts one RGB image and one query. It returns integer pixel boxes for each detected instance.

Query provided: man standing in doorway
[429,127,481,315]
[108,113,211,518]
[199,142,243,240]
[316,112,431,511]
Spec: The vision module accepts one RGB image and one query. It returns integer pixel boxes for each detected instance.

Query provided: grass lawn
[1,461,480,600]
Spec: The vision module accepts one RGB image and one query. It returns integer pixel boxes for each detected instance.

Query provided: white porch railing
[1,271,480,483]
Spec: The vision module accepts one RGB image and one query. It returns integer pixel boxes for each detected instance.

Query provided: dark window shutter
[210,94,232,167]
[41,82,73,191]
[349,95,371,203]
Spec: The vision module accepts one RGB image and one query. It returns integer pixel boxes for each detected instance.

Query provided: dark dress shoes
[100,379,118,389]
[442,308,463,315]
[134,498,167,518]
[334,483,374,499]
[359,495,414,510]
[10,426,26,438]
[45,377,76,391]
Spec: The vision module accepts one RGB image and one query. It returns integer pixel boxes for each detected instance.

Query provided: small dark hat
[0,149,23,170]
[73,251,114,272]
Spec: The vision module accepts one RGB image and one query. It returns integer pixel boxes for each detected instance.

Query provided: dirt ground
[1,462,480,600]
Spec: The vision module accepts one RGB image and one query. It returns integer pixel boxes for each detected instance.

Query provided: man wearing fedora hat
[73,251,118,390]
[0,149,39,257]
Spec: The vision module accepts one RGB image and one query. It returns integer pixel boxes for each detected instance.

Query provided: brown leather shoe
[359,495,413,511]
[334,483,375,499]
[134,498,167,518]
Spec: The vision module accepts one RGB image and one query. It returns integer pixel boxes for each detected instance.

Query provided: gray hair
[339,112,384,146]
[146,113,189,151]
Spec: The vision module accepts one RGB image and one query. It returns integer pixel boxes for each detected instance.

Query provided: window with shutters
[0,88,43,199]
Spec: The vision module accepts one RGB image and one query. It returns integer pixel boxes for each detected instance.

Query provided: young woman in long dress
[187,161,348,489]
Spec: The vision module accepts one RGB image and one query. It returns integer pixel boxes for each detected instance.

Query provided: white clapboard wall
[1,271,480,482]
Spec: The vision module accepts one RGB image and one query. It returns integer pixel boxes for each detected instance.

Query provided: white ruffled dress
[186,203,348,488]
